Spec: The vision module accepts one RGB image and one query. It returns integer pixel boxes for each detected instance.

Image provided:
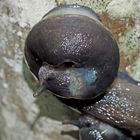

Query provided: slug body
[81,74,140,138]
[24,4,140,140]
[25,4,119,99]
[64,115,133,140]
[59,72,140,139]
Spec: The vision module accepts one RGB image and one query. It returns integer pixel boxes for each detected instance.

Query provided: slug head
[33,63,100,99]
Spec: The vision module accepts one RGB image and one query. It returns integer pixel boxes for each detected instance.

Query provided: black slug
[24,4,140,140]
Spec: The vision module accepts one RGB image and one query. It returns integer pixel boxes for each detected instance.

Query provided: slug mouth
[54,61,76,70]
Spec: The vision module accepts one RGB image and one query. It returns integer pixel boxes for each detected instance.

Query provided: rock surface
[0,0,140,140]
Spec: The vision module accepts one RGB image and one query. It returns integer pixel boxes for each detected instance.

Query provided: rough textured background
[0,0,140,140]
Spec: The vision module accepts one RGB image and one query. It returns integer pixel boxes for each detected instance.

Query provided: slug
[24,4,140,140]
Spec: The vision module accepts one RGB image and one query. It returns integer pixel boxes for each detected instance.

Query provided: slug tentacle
[33,84,46,97]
